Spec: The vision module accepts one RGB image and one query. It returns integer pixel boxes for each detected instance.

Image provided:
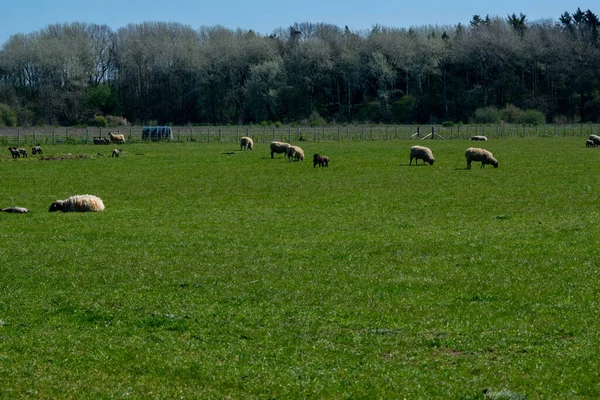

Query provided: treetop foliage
[0,8,599,127]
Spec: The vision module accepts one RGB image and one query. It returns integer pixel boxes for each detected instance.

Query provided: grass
[1,138,599,398]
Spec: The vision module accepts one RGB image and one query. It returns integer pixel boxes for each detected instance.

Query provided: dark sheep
[112,149,121,158]
[313,154,330,168]
[8,147,19,159]
[32,145,42,155]
[586,139,596,148]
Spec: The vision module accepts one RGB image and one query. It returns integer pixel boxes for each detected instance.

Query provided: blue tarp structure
[142,126,173,141]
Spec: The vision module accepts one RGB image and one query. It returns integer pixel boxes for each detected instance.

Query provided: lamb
[18,148,27,158]
[32,145,42,155]
[240,136,254,150]
[470,135,488,141]
[286,145,304,161]
[48,194,105,212]
[270,141,291,158]
[466,147,498,169]
[8,147,19,159]
[313,154,330,167]
[409,145,435,165]
[586,139,596,148]
[108,132,126,144]
[589,135,600,146]
[112,149,121,157]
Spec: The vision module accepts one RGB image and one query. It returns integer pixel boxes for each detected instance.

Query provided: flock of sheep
[241,136,330,168]
[6,131,599,214]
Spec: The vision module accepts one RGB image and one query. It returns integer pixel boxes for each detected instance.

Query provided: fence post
[207,128,210,143]
[52,129,55,145]
[17,130,20,145]
[219,128,222,142]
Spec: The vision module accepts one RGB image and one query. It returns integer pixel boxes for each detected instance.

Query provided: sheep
[48,194,105,212]
[313,154,330,167]
[466,147,498,169]
[240,136,254,150]
[93,137,110,145]
[470,135,488,141]
[112,149,121,158]
[270,141,291,158]
[586,139,596,148]
[286,145,304,161]
[589,135,600,146]
[409,145,435,165]
[8,147,20,159]
[18,148,27,158]
[108,132,126,144]
[1,206,29,213]
[32,145,42,155]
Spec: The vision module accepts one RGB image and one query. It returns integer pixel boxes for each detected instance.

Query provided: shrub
[309,111,326,127]
[473,106,500,124]
[500,104,522,123]
[0,103,17,127]
[520,109,546,125]
[442,121,454,127]
[105,115,130,127]
[92,115,108,127]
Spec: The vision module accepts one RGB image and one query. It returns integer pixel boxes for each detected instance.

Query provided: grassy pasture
[1,138,599,398]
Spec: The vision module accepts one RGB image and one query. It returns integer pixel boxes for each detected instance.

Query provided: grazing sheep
[32,145,42,155]
[8,147,20,159]
[466,147,498,169]
[313,154,330,167]
[18,148,27,158]
[286,145,305,161]
[112,149,121,157]
[589,135,600,146]
[470,135,488,141]
[409,145,435,165]
[48,194,105,212]
[108,132,126,144]
[586,139,596,148]
[1,206,29,213]
[240,136,254,150]
[270,141,291,158]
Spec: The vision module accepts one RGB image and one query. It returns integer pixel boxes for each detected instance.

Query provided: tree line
[0,7,599,127]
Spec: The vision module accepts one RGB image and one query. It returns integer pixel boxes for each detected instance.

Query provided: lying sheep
[1,206,29,213]
[240,136,254,150]
[470,135,488,141]
[32,145,42,155]
[286,145,304,161]
[270,141,291,158]
[409,145,435,165]
[93,137,110,145]
[313,154,330,167]
[466,147,498,169]
[589,134,600,146]
[108,132,126,144]
[112,149,121,158]
[586,139,596,148]
[8,147,19,159]
[48,194,105,212]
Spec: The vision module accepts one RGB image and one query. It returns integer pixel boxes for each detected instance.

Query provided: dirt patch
[39,155,92,161]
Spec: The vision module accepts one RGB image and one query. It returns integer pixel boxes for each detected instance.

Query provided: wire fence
[0,124,599,146]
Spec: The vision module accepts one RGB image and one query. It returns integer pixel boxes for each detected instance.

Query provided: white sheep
[112,149,121,157]
[466,147,498,169]
[48,194,105,212]
[240,136,254,150]
[589,135,600,146]
[470,135,488,141]
[109,132,126,144]
[270,141,291,158]
[286,145,304,161]
[32,145,42,155]
[409,145,435,165]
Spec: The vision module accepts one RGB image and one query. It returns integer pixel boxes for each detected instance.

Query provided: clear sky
[1,0,597,46]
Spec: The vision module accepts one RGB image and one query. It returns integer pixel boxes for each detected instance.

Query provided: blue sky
[1,0,597,46]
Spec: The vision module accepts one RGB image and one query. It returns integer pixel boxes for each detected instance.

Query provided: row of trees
[0,8,599,127]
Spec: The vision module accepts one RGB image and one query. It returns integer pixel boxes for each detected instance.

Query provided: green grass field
[1,138,599,398]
